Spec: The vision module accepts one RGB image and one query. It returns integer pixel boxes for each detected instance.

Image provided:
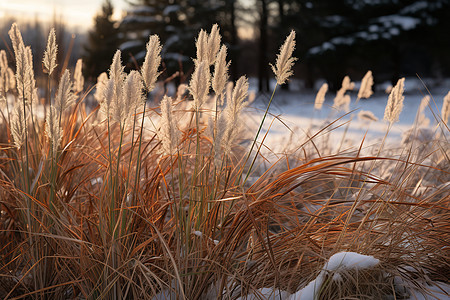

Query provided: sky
[0,0,126,30]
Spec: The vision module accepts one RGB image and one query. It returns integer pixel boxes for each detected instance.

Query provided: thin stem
[241,83,278,184]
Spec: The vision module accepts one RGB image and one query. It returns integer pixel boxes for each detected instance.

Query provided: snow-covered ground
[243,78,448,157]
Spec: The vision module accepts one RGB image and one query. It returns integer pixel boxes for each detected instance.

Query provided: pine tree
[83,0,120,80]
[119,0,239,82]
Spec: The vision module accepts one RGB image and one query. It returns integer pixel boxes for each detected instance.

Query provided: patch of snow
[164,35,181,48]
[400,1,429,14]
[290,252,380,300]
[323,252,380,271]
[376,15,420,30]
[395,277,450,300]
[163,5,180,16]
[119,40,143,51]
[163,52,190,62]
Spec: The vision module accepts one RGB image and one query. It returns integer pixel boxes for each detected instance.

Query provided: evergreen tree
[119,0,239,82]
[83,0,120,80]
[277,0,450,89]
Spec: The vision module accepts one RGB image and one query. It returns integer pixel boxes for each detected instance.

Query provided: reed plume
[0,50,15,92]
[45,106,62,154]
[43,28,57,75]
[384,78,405,123]
[212,45,230,104]
[221,76,249,155]
[0,50,13,101]
[73,59,84,93]
[358,110,378,122]
[94,72,108,102]
[357,70,373,100]
[123,70,144,115]
[271,30,297,85]
[189,61,210,109]
[55,69,75,115]
[314,83,328,110]
[417,96,430,127]
[9,24,36,106]
[100,78,115,118]
[159,95,179,155]
[11,102,26,149]
[442,91,450,125]
[8,23,24,56]
[141,34,162,92]
[207,24,221,65]
[195,29,208,64]
[24,46,38,105]
[334,76,354,111]
[176,83,188,102]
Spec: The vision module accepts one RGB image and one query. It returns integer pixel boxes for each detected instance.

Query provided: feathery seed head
[358,70,373,99]
[418,96,430,114]
[45,106,62,154]
[74,59,84,93]
[123,70,145,114]
[418,96,430,127]
[100,78,115,118]
[7,68,15,91]
[196,29,209,64]
[43,28,58,75]
[314,83,328,110]
[11,102,27,149]
[384,78,405,123]
[358,110,378,122]
[142,34,162,92]
[222,76,248,155]
[207,24,221,65]
[271,30,297,85]
[189,61,210,109]
[110,50,125,84]
[16,45,37,105]
[0,50,12,96]
[159,95,179,155]
[334,76,353,110]
[176,83,188,102]
[94,72,108,102]
[212,45,229,102]
[8,23,24,56]
[55,69,75,114]
[0,50,7,70]
[442,91,450,125]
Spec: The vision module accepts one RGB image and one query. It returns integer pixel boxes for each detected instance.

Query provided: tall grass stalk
[1,23,448,300]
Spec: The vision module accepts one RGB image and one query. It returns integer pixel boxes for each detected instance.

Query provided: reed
[0,23,448,300]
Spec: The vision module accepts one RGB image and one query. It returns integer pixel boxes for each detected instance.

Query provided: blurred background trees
[2,0,449,92]
[83,0,121,80]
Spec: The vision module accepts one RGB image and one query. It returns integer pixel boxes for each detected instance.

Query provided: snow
[244,88,447,156]
[394,277,450,300]
[323,252,380,271]
[119,40,143,51]
[376,15,420,30]
[163,5,180,16]
[290,252,380,300]
[400,1,432,14]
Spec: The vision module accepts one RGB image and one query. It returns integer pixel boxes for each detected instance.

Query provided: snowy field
[243,77,449,157]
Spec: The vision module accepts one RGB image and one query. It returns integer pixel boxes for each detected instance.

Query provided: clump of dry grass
[0,23,449,300]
